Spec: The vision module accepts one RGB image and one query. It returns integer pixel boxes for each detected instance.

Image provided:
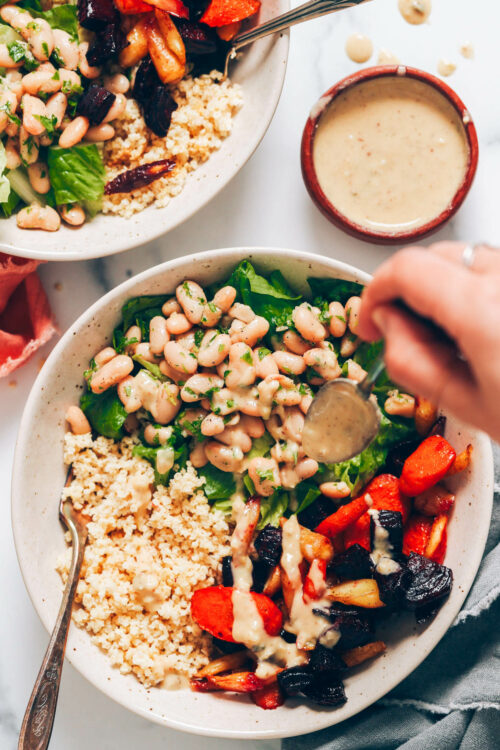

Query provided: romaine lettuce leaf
[116,294,169,341]
[307,277,363,306]
[18,1,78,40]
[224,260,302,332]
[294,480,321,516]
[0,141,11,205]
[0,186,19,217]
[80,388,128,440]
[197,463,236,502]
[47,144,105,216]
[258,491,289,529]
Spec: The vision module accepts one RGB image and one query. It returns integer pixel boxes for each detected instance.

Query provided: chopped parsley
[34,114,58,134]
[0,101,21,127]
[194,329,204,348]
[256,468,276,482]
[257,347,271,360]
[240,350,253,365]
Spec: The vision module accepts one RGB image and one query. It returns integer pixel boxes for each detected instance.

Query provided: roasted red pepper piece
[114,0,152,14]
[303,559,327,602]
[104,159,176,195]
[344,474,409,551]
[200,0,260,28]
[207,671,264,692]
[399,435,456,496]
[191,585,283,642]
[403,514,432,556]
[315,496,369,539]
[143,0,189,17]
[251,682,285,709]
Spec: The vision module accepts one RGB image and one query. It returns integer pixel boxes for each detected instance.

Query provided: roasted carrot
[191,586,282,642]
[447,444,473,476]
[399,435,456,496]
[315,496,369,539]
[208,671,264,693]
[403,514,432,556]
[303,559,327,602]
[251,682,285,709]
[344,474,408,551]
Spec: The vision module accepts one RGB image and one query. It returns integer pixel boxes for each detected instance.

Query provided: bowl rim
[0,18,290,263]
[301,65,479,245]
[11,247,494,738]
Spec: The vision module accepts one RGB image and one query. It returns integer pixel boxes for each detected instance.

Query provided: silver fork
[19,470,89,750]
[224,0,373,77]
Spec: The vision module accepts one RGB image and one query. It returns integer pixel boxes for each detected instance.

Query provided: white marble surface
[1,0,498,747]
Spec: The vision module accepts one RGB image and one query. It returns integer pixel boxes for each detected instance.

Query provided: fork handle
[232,0,373,51]
[18,533,86,750]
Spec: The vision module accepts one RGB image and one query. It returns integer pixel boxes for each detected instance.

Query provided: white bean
[164,340,198,375]
[117,375,142,413]
[176,280,207,324]
[299,393,313,415]
[135,342,159,362]
[165,312,192,335]
[226,342,256,389]
[153,382,181,424]
[190,441,208,468]
[205,442,244,473]
[16,203,60,231]
[149,315,169,354]
[239,414,265,438]
[53,29,79,70]
[303,348,341,380]
[102,93,126,123]
[60,204,85,226]
[21,94,46,136]
[85,123,114,142]
[319,481,351,499]
[65,405,91,434]
[58,116,89,148]
[229,302,255,323]
[94,346,116,367]
[181,373,223,403]
[175,329,196,351]
[283,330,310,355]
[346,359,367,383]
[248,457,280,497]
[5,138,21,169]
[0,5,31,32]
[384,393,416,418]
[78,42,100,79]
[22,64,60,95]
[19,126,38,164]
[46,92,67,128]
[345,296,362,334]
[198,330,230,367]
[0,42,22,68]
[328,301,347,337]
[162,298,181,317]
[340,333,359,358]
[292,303,326,344]
[28,161,50,194]
[28,20,54,62]
[201,413,225,437]
[253,348,279,378]
[144,424,171,445]
[212,285,236,312]
[125,326,141,350]
[272,350,306,375]
[215,424,252,453]
[90,354,133,393]
[59,68,81,91]
[230,316,269,347]
[103,73,130,94]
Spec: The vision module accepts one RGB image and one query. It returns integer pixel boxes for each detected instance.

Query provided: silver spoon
[19,470,88,750]
[224,0,373,77]
[302,352,385,464]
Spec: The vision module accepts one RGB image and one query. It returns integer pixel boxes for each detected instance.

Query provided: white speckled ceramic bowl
[12,248,494,738]
[0,5,289,262]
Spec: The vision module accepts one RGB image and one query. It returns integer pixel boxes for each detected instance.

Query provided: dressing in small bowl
[301,66,478,244]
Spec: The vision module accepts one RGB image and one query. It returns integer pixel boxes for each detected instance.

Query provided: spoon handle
[18,525,86,750]
[358,351,386,399]
[231,0,372,51]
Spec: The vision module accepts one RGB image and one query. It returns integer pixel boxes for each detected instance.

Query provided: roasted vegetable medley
[0,0,260,230]
[68,260,472,709]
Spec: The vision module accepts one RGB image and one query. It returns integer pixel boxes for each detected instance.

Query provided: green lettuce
[307,277,364,306]
[197,463,236,502]
[115,295,169,343]
[0,142,11,206]
[18,1,78,40]
[80,388,128,440]
[132,439,187,485]
[258,491,289,530]
[47,144,105,217]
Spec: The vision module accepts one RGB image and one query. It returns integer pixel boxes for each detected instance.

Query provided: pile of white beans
[67,278,415,499]
[0,4,129,231]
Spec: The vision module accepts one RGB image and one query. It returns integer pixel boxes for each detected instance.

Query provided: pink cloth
[0,253,57,377]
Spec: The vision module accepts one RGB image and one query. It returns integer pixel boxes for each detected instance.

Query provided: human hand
[358,241,500,442]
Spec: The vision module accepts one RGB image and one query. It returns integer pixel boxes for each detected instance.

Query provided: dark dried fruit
[415,601,440,624]
[298,495,336,530]
[212,637,243,654]
[308,644,346,674]
[404,552,453,610]
[370,510,403,559]
[277,666,314,696]
[385,439,420,477]
[221,555,233,587]
[279,629,296,644]
[189,41,230,77]
[375,564,412,607]
[251,559,272,594]
[86,22,126,67]
[254,525,282,567]
[133,57,161,105]
[174,17,218,56]
[105,159,176,195]
[78,0,116,31]
[429,416,447,437]
[144,86,178,137]
[76,83,115,125]
[329,544,374,580]
[302,673,347,707]
[314,604,374,650]
[184,0,210,21]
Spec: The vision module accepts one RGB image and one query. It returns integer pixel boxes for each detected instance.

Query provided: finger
[372,304,483,425]
[358,247,474,343]
[428,241,500,273]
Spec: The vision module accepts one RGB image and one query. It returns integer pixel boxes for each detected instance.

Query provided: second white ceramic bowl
[12,247,494,738]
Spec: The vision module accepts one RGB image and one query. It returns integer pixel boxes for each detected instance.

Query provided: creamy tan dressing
[460,41,474,59]
[369,509,401,575]
[133,369,158,413]
[312,77,469,234]
[437,58,457,77]
[156,446,174,475]
[345,33,373,63]
[378,49,400,65]
[303,380,380,464]
[398,0,431,25]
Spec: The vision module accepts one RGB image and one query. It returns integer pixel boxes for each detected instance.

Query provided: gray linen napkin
[284,445,500,750]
